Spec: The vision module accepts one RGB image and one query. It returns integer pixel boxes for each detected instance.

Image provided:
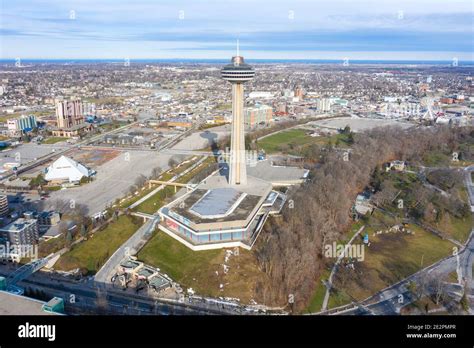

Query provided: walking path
[321,225,365,311]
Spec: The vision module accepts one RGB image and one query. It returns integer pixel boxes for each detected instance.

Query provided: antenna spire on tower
[237,39,240,57]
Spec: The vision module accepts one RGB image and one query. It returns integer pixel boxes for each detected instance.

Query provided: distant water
[0,58,473,66]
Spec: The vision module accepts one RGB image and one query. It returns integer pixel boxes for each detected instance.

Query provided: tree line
[253,125,473,311]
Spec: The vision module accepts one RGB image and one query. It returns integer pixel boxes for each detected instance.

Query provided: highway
[0,265,271,315]
[0,270,225,315]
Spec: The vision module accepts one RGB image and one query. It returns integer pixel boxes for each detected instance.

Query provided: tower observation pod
[221,54,255,185]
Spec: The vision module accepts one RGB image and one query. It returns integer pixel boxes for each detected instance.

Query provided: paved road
[0,266,273,315]
[2,270,228,315]
[43,124,218,215]
[464,165,474,212]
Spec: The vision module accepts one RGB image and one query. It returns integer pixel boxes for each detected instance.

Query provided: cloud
[0,0,472,59]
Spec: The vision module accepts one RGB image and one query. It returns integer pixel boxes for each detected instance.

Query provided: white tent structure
[45,155,91,183]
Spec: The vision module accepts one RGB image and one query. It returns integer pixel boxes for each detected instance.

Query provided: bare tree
[151,166,162,179]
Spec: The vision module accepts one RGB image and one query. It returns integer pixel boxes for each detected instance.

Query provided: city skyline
[1,0,473,61]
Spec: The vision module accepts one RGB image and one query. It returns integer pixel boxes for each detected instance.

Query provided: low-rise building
[388,160,406,172]
[7,115,37,136]
[165,118,193,128]
[44,155,92,184]
[37,211,60,227]
[354,194,373,216]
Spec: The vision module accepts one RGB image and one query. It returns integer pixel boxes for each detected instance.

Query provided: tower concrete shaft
[229,83,247,186]
[221,54,254,185]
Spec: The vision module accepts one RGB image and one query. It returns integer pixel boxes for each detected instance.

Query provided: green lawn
[375,171,471,243]
[306,269,330,313]
[328,287,353,309]
[133,186,175,214]
[258,129,311,153]
[54,215,141,274]
[0,113,21,122]
[422,151,451,167]
[437,214,472,243]
[329,223,454,307]
[422,150,473,167]
[138,231,221,282]
[214,103,231,110]
[42,137,67,144]
[258,128,351,154]
[137,231,265,302]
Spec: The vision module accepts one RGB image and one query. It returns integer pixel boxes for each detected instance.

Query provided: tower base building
[158,171,285,250]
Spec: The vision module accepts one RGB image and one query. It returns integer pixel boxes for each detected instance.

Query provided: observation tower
[221,42,255,185]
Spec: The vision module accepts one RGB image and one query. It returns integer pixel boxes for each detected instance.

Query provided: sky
[0,0,473,61]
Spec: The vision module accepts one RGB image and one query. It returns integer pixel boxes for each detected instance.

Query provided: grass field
[306,269,330,313]
[137,231,266,303]
[38,235,66,258]
[42,137,67,144]
[54,215,140,274]
[435,213,472,243]
[328,224,454,308]
[422,150,473,168]
[375,171,471,243]
[133,186,175,214]
[258,128,351,154]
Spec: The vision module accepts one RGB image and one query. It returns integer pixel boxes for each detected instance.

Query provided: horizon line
[1,58,473,63]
